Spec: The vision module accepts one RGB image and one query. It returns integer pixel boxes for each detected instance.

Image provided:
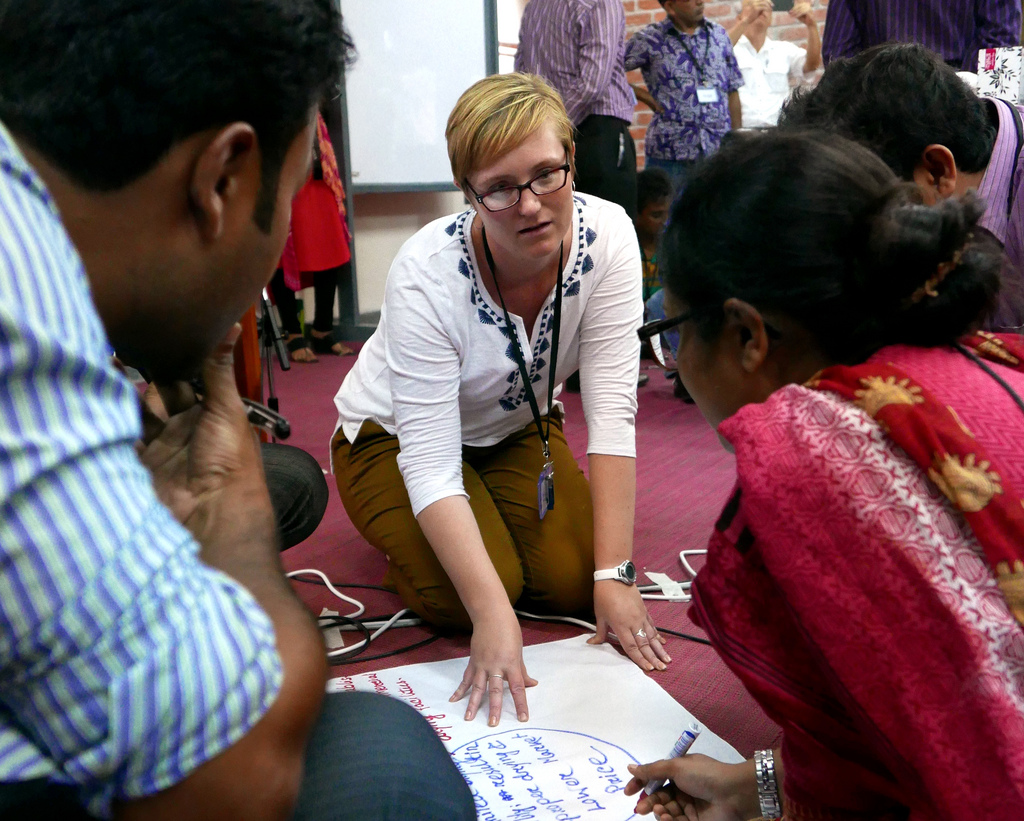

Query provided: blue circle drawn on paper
[452,727,640,821]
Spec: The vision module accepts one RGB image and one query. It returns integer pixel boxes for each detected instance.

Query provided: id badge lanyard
[481,227,563,520]
[675,23,716,103]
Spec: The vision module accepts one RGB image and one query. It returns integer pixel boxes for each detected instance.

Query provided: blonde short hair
[446,73,575,187]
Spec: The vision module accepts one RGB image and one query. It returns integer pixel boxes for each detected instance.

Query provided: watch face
[622,561,636,583]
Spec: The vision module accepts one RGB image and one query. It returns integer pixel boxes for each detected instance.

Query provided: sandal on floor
[310,331,354,356]
[286,334,318,363]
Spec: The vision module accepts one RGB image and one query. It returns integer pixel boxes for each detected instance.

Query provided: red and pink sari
[690,333,1024,820]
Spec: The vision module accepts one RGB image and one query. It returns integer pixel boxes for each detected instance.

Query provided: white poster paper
[328,636,743,820]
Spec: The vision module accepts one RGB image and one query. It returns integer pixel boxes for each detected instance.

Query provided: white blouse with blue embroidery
[333,193,642,516]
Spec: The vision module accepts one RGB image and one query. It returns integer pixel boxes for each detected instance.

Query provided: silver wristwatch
[592,560,636,585]
[754,749,782,819]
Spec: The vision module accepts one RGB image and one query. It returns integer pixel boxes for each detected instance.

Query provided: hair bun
[854,191,1000,347]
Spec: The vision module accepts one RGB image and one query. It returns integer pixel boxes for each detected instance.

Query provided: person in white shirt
[331,73,671,730]
[728,0,822,129]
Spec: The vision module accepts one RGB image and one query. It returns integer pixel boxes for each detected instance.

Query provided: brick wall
[624,0,830,165]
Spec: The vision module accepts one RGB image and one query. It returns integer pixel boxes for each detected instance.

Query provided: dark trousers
[0,692,475,820]
[269,263,350,336]
[573,114,637,219]
[262,442,329,549]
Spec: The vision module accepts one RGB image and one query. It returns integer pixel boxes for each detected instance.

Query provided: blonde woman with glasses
[332,73,670,728]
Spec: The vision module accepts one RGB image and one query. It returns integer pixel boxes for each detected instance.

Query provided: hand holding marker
[643,722,702,795]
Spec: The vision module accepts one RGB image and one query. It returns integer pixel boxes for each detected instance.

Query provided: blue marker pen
[642,722,701,796]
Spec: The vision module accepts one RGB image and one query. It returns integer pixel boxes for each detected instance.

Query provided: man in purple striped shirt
[822,0,1022,72]
[516,0,638,218]
[779,43,1024,330]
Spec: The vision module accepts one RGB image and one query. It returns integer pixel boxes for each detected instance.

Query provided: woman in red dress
[270,112,353,361]
[625,131,1024,821]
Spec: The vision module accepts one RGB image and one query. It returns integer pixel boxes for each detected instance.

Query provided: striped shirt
[0,121,282,816]
[976,97,1024,329]
[515,0,636,126]
[821,0,1022,72]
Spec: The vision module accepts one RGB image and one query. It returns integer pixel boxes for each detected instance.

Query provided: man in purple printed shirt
[780,43,1024,330]
[516,0,638,218]
[625,0,744,192]
[822,0,1022,72]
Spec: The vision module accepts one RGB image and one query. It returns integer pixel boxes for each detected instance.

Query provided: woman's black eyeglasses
[637,310,783,369]
[637,311,692,343]
[465,164,571,212]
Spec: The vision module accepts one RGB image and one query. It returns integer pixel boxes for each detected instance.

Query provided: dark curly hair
[0,0,354,231]
[661,131,1002,364]
[778,43,996,180]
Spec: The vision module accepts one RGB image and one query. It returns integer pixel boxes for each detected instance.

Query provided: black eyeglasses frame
[636,310,783,343]
[464,163,572,212]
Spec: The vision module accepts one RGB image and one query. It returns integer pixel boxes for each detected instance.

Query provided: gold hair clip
[907,237,971,305]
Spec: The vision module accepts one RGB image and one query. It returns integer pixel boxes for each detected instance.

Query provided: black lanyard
[481,227,563,461]
[956,343,1024,418]
[673,22,711,84]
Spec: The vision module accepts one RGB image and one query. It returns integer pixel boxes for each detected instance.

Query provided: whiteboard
[341,0,498,192]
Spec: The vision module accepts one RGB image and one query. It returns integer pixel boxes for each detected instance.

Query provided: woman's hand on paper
[624,755,759,821]
[589,582,671,672]
[449,605,538,727]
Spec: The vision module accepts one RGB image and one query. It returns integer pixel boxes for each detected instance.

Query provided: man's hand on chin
[137,324,275,547]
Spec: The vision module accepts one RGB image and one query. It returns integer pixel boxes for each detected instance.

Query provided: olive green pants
[332,414,595,629]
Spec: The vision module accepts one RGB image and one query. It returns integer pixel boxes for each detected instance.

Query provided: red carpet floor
[272,347,781,758]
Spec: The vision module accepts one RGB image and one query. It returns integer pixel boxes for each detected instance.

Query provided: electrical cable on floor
[290,577,396,594]
[329,635,442,666]
[290,570,706,665]
[324,608,415,658]
[286,568,366,618]
[514,610,711,648]
[316,614,442,666]
[679,550,707,579]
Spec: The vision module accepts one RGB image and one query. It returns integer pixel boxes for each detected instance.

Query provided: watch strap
[754,749,782,819]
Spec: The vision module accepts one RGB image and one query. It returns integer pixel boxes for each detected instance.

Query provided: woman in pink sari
[624,132,1024,820]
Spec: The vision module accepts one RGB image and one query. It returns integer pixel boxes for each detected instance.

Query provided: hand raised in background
[790,2,815,26]
[739,0,773,25]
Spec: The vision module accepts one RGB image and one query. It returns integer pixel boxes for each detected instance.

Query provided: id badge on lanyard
[482,227,564,521]
[537,458,555,520]
[696,87,719,104]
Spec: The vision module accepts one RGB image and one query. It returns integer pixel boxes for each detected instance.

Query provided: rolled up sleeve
[578,210,642,457]
[384,255,468,516]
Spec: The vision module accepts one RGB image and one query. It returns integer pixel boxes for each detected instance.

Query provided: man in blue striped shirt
[0,1,474,818]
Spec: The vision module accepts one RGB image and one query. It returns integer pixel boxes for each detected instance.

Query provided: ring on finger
[635,628,647,639]
[488,674,504,679]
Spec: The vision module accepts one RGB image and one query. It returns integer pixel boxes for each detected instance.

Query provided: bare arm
[589,453,636,574]
[121,332,326,820]
[632,83,663,114]
[791,2,822,73]
[419,495,536,727]
[727,0,772,46]
[729,90,742,129]
[587,454,670,671]
[625,748,785,820]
